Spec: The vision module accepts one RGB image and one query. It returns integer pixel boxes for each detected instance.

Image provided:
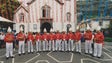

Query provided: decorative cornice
[27,0,36,5]
[40,17,53,20]
[55,0,64,5]
[14,4,28,13]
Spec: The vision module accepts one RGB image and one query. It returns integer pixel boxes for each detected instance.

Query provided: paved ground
[0,42,112,63]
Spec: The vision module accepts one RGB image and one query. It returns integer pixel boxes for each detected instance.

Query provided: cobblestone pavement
[0,42,112,63]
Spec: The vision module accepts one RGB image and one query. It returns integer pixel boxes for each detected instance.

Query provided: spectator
[1,32,5,48]
[0,33,1,48]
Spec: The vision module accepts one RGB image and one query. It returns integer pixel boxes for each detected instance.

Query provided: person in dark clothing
[1,32,5,48]
[0,33,1,48]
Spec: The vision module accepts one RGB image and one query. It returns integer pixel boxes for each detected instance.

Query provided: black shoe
[79,52,81,54]
[75,51,79,53]
[31,52,33,54]
[85,53,88,54]
[6,57,9,59]
[91,55,95,57]
[11,56,14,58]
[97,57,101,58]
[28,52,30,54]
[23,53,25,55]
[19,54,21,56]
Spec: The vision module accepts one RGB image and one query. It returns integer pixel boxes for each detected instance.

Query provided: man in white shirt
[1,32,5,48]
[0,32,1,48]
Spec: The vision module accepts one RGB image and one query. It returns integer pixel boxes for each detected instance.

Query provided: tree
[0,0,20,20]
[108,19,112,37]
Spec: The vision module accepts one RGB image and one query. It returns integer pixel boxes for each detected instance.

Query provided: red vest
[74,31,81,41]
[62,33,68,40]
[27,33,34,41]
[4,33,14,43]
[94,32,104,43]
[84,31,92,40]
[56,33,62,40]
[49,33,55,40]
[35,34,42,41]
[17,32,26,41]
[42,33,49,40]
[68,32,74,40]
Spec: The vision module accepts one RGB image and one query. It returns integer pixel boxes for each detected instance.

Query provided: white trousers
[68,40,74,51]
[43,40,48,51]
[52,40,55,51]
[62,40,67,51]
[75,41,81,52]
[6,43,13,57]
[93,43,102,57]
[36,40,41,52]
[28,41,33,53]
[48,40,52,51]
[56,40,61,51]
[18,41,25,54]
[85,40,92,54]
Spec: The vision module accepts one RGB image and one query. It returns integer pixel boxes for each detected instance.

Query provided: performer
[55,30,62,51]
[61,29,68,51]
[84,24,93,54]
[74,26,82,53]
[35,30,42,52]
[27,30,34,54]
[42,29,49,51]
[49,29,55,51]
[17,27,26,56]
[68,28,74,51]
[4,27,14,59]
[93,26,104,58]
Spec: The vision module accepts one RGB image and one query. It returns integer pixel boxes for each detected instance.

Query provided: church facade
[13,0,77,33]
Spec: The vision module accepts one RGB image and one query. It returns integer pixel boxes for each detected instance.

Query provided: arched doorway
[19,24,25,32]
[41,22,52,33]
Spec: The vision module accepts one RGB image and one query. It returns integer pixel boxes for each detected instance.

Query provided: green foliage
[14,0,18,2]
[107,20,112,37]
[104,37,112,42]
[0,0,20,20]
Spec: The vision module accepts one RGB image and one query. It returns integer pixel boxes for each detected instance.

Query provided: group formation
[4,24,104,59]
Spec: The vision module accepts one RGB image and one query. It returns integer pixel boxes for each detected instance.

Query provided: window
[67,12,71,21]
[19,13,24,22]
[33,24,37,30]
[42,5,50,18]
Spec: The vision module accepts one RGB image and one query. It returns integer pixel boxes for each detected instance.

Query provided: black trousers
[0,40,5,48]
[0,40,1,48]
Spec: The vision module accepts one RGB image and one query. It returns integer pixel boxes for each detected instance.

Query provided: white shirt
[0,35,1,40]
[1,35,5,40]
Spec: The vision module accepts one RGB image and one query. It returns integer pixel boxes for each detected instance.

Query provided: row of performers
[4,26,104,59]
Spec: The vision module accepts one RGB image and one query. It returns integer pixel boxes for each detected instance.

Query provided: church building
[13,0,77,33]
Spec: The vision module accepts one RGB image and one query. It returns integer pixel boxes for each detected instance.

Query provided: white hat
[69,28,72,31]
[76,25,79,30]
[81,19,84,23]
[29,29,32,32]
[86,24,90,30]
[44,28,47,32]
[96,26,101,31]
[20,26,23,31]
[7,27,12,32]
[56,28,59,32]
[37,29,40,32]
[50,29,53,32]
[62,28,66,32]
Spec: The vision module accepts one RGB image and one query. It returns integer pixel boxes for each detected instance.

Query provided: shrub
[104,37,112,42]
